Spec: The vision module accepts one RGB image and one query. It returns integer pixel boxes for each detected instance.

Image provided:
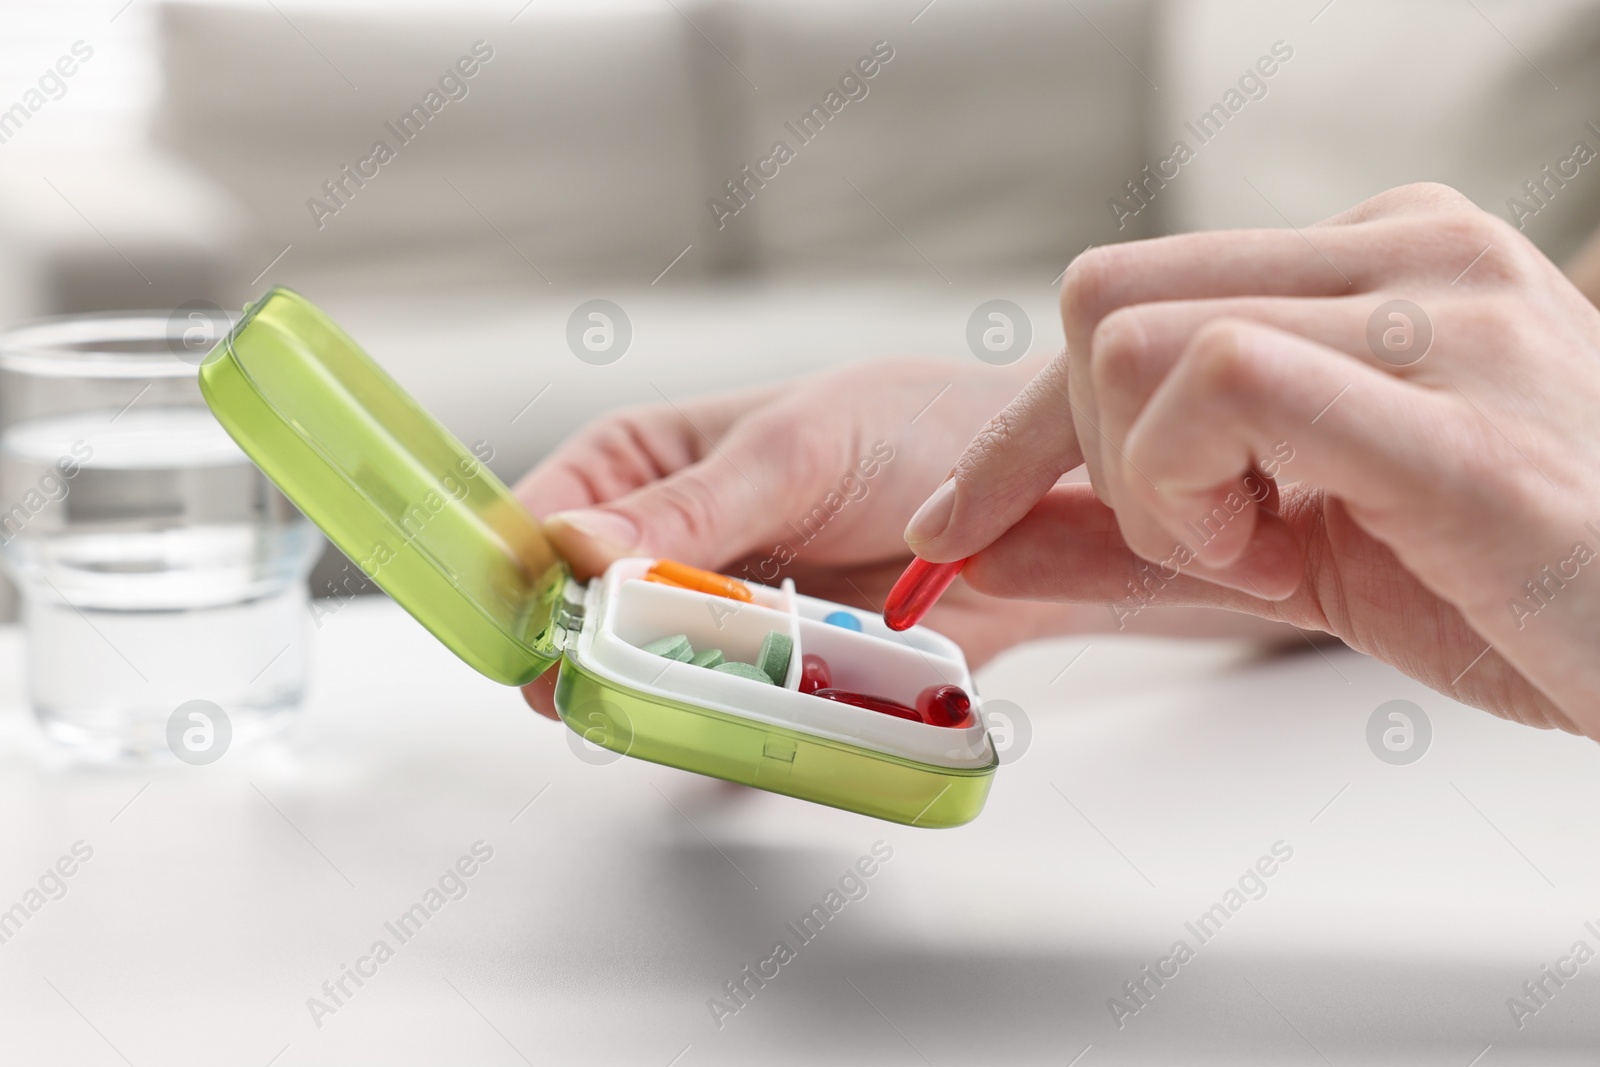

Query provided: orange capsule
[646,559,754,602]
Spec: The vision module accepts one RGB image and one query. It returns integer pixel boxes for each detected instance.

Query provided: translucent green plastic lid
[198,287,569,686]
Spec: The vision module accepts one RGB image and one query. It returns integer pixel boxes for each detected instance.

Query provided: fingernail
[547,508,641,552]
[904,478,958,545]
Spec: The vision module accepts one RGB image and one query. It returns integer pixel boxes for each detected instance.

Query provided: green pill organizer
[199,288,997,826]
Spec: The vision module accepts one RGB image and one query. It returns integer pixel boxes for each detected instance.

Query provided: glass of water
[0,311,323,758]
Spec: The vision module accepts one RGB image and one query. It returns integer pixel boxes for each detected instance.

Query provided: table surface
[0,597,1597,1066]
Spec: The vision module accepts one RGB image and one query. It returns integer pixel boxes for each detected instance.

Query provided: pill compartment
[791,615,967,704]
[603,570,802,690]
[793,593,952,656]
[555,557,997,826]
[200,288,997,829]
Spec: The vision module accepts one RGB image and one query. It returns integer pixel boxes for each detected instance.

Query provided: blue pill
[824,610,863,631]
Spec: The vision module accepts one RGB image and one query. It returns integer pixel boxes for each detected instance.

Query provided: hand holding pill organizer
[198,288,998,826]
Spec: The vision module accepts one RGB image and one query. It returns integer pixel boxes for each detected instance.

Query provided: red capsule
[812,688,920,722]
[798,653,832,695]
[916,684,974,728]
[883,556,967,631]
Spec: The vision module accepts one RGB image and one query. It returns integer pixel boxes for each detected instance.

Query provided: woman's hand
[512,356,1299,717]
[511,358,1075,715]
[908,184,1600,736]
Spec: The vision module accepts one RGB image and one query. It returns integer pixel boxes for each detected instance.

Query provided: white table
[0,598,1597,1066]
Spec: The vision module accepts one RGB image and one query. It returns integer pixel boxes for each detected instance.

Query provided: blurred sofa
[1,0,1598,617]
[5,0,1595,453]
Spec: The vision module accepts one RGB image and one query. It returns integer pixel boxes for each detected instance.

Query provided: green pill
[641,634,694,662]
[713,661,775,684]
[690,648,725,669]
[757,630,793,685]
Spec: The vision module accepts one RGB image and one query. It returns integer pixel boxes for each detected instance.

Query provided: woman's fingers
[1084,294,1425,569]
[512,386,779,520]
[962,482,1308,617]
[545,412,829,578]
[1122,320,1451,559]
[942,221,1453,569]
[1059,227,1367,489]
[1059,233,1364,490]
[951,320,1453,610]
[520,671,561,720]
[909,293,1399,570]
[904,351,1085,563]
[512,386,815,579]
[1056,194,1502,496]
[1090,294,1433,446]
[512,406,707,520]
[1060,189,1495,344]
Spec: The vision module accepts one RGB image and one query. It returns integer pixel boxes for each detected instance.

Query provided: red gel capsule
[798,653,832,695]
[812,688,920,722]
[916,684,974,729]
[883,557,967,631]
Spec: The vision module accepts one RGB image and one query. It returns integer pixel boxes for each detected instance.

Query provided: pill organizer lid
[197,287,569,686]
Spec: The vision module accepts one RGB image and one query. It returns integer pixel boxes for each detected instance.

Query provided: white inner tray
[565,558,993,769]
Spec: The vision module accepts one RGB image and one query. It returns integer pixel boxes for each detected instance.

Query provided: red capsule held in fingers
[916,684,974,728]
[883,556,967,631]
[811,688,920,722]
[798,653,832,695]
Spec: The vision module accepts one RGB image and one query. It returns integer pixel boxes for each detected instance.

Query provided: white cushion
[0,146,244,326]
[1155,0,1600,261]
[726,0,1158,277]
[154,2,706,282]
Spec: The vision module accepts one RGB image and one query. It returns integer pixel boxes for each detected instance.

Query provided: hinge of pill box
[551,577,588,652]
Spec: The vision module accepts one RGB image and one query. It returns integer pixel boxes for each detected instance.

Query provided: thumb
[542,454,772,579]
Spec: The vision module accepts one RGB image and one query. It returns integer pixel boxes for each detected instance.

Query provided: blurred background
[5,4,1600,1064]
[3,0,1598,616]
